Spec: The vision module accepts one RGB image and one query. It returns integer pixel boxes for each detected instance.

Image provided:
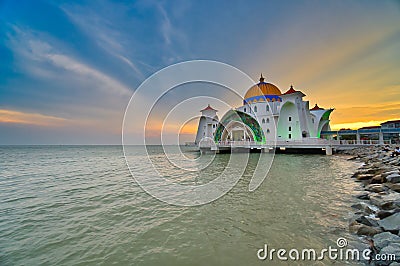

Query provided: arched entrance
[214,110,265,143]
[220,121,255,141]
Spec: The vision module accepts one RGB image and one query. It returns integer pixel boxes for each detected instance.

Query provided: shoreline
[337,146,400,265]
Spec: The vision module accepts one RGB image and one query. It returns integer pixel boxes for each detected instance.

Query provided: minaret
[195,104,219,145]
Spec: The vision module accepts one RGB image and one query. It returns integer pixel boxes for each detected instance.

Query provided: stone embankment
[338,146,400,265]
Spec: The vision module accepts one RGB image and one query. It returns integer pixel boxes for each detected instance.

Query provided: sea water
[0,145,364,265]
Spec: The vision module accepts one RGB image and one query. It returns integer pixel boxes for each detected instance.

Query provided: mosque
[195,75,334,147]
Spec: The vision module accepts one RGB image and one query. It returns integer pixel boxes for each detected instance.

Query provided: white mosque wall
[236,101,279,142]
[277,101,301,140]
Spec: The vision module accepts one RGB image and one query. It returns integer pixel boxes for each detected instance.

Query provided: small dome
[244,74,282,100]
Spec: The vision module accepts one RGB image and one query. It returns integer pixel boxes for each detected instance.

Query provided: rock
[389,262,400,266]
[356,215,379,227]
[387,184,400,193]
[387,173,400,184]
[357,174,375,180]
[373,232,400,249]
[382,202,398,210]
[380,243,400,262]
[351,202,375,214]
[349,221,362,234]
[371,174,384,184]
[356,224,383,236]
[355,192,370,200]
[358,168,380,175]
[378,210,396,219]
[382,171,400,179]
[366,184,386,193]
[379,213,400,232]
[370,193,400,210]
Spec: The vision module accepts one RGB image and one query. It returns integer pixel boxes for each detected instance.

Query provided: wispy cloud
[155,2,191,63]
[156,3,173,45]
[46,53,131,96]
[6,25,132,97]
[61,3,146,79]
[0,109,67,126]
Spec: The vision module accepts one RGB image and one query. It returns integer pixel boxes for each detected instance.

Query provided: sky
[0,0,400,144]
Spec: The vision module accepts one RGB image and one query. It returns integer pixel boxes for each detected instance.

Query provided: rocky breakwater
[339,146,400,265]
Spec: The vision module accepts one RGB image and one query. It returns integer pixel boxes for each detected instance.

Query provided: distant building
[381,120,400,143]
[381,120,400,129]
[195,75,333,145]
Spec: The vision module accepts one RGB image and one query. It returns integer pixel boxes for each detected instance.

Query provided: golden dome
[244,74,282,100]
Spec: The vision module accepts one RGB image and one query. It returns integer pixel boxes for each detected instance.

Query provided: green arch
[214,110,265,143]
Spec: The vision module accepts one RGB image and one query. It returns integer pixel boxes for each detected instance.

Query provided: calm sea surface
[0,145,365,265]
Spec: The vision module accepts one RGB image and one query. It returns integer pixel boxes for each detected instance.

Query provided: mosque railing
[199,139,393,148]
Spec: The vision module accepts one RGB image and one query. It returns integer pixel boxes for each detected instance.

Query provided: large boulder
[379,213,400,232]
[373,232,400,250]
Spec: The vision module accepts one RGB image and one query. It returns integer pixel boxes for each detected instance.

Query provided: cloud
[60,3,145,79]
[156,4,173,45]
[0,109,67,126]
[45,53,131,96]
[6,25,132,97]
[330,102,400,130]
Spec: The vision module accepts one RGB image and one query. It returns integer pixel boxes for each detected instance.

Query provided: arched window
[244,107,246,112]
[254,106,257,112]
[262,118,265,124]
[267,129,270,133]
[266,118,270,123]
[266,105,269,112]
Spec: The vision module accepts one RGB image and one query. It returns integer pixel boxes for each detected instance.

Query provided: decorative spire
[259,73,265,82]
[290,84,293,89]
